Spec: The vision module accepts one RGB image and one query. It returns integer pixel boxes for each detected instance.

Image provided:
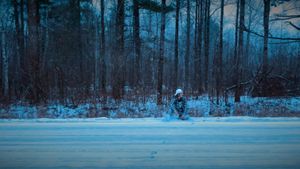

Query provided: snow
[1,96,300,118]
[1,117,300,169]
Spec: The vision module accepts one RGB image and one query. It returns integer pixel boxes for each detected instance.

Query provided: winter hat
[175,88,183,96]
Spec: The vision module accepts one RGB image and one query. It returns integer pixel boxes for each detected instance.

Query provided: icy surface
[0,117,300,169]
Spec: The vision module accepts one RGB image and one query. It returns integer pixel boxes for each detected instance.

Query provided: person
[169,89,189,120]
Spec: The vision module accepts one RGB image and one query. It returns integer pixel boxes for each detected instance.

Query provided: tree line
[0,0,299,105]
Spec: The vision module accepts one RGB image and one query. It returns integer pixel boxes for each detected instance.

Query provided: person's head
[174,89,183,99]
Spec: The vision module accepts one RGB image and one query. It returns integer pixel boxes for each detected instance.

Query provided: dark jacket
[172,96,187,114]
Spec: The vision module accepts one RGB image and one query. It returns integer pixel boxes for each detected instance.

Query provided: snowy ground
[1,96,300,118]
[1,117,300,169]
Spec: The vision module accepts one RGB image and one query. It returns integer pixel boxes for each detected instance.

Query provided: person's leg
[179,111,189,120]
[178,112,184,120]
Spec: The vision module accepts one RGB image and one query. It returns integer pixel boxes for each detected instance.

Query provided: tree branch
[243,26,300,41]
[275,14,300,18]
[210,2,235,17]
[270,14,300,22]
[288,21,300,31]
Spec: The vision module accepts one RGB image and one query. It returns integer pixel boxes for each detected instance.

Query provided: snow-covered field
[1,117,300,169]
[1,96,300,118]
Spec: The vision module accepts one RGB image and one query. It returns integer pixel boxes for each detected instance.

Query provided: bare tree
[27,0,42,103]
[245,1,253,69]
[157,0,166,105]
[13,0,21,97]
[204,0,210,91]
[234,0,245,102]
[133,0,141,87]
[73,0,83,86]
[185,0,191,91]
[234,0,240,69]
[174,0,180,90]
[216,0,224,104]
[100,0,106,95]
[1,31,8,97]
[194,0,204,94]
[263,0,271,78]
[112,0,125,100]
[95,13,100,92]
[20,0,26,94]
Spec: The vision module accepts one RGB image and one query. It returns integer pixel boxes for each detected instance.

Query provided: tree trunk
[13,0,21,97]
[234,0,240,67]
[194,0,198,92]
[20,0,26,94]
[0,31,2,96]
[112,0,125,100]
[1,31,8,97]
[245,3,252,69]
[196,0,203,94]
[100,0,106,95]
[234,0,245,102]
[27,0,41,103]
[133,0,141,87]
[95,16,100,92]
[174,0,180,90]
[41,5,50,99]
[157,0,166,105]
[41,6,49,74]
[185,0,191,91]
[75,0,83,87]
[262,0,271,95]
[204,0,210,91]
[216,0,224,104]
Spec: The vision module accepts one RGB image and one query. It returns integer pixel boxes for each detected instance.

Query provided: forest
[1,1,300,168]
[0,0,299,112]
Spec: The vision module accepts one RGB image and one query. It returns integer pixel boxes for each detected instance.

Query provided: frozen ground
[0,117,300,169]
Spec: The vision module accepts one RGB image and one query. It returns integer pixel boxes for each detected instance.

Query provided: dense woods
[0,0,299,105]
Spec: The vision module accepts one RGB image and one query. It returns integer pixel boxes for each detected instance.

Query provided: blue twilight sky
[93,0,300,38]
